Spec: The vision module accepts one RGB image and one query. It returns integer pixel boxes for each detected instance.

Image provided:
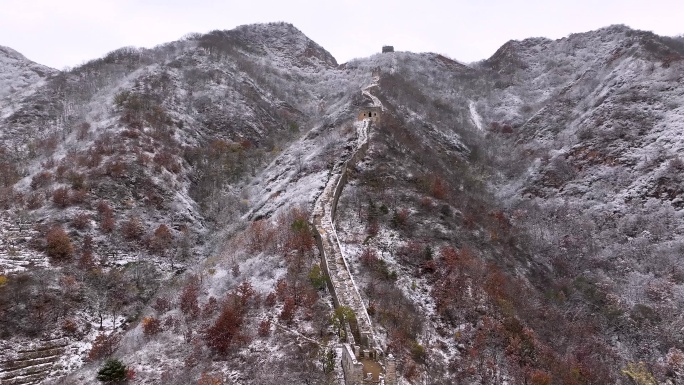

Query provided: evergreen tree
[97,358,127,383]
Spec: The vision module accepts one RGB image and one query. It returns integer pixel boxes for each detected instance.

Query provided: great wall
[311,78,397,385]
[0,78,395,385]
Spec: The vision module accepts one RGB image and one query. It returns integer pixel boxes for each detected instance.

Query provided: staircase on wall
[311,78,396,385]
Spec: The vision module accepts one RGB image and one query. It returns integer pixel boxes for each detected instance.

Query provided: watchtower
[357,106,381,123]
[382,45,394,53]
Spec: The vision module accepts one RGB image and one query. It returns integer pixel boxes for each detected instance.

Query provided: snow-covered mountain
[0,45,57,114]
[1,22,684,385]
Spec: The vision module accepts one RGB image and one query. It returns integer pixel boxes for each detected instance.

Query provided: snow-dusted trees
[149,224,173,255]
[179,276,200,320]
[46,225,74,260]
[204,282,256,355]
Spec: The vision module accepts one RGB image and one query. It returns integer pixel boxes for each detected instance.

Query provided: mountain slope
[1,23,684,385]
[0,45,57,111]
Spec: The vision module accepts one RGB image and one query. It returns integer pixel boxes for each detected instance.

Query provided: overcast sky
[2,0,683,69]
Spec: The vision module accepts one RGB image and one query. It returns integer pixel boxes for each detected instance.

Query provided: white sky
[1,0,683,69]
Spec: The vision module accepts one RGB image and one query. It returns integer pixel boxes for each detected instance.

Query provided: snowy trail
[311,79,381,351]
[312,119,374,346]
[361,75,383,111]
[469,100,483,131]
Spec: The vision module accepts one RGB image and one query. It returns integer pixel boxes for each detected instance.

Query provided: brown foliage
[95,201,116,234]
[71,212,91,230]
[180,278,200,319]
[258,319,271,337]
[202,296,219,317]
[52,187,71,208]
[70,188,88,205]
[142,316,162,336]
[153,150,181,173]
[529,369,552,385]
[431,176,448,200]
[30,171,53,190]
[62,319,79,335]
[197,372,224,385]
[87,333,121,361]
[279,296,296,324]
[204,302,246,355]
[77,122,91,140]
[282,208,314,257]
[245,220,275,253]
[152,297,172,313]
[264,292,277,308]
[275,279,288,301]
[149,224,173,254]
[105,158,127,178]
[25,192,44,210]
[0,160,20,188]
[121,216,144,242]
[360,248,379,268]
[46,226,74,260]
[101,214,116,234]
[391,208,410,229]
[235,281,255,312]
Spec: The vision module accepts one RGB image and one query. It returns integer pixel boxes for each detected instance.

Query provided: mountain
[0,45,57,113]
[1,22,684,385]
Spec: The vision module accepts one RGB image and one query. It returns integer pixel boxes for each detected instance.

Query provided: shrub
[106,158,127,179]
[70,188,88,205]
[25,192,44,210]
[46,226,74,260]
[88,333,121,361]
[142,316,162,336]
[101,214,116,234]
[279,296,296,324]
[529,369,552,385]
[390,209,410,229]
[152,297,171,313]
[52,187,70,208]
[245,220,275,253]
[258,319,271,337]
[621,362,657,385]
[72,212,91,230]
[264,292,277,308]
[204,303,245,355]
[153,151,181,173]
[121,216,144,242]
[308,264,326,290]
[96,358,127,383]
[198,372,224,385]
[431,176,448,200]
[360,248,379,268]
[62,319,79,335]
[180,278,200,319]
[30,171,52,190]
[149,224,173,254]
[97,201,116,233]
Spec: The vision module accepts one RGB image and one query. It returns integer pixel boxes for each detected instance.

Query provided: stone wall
[341,343,364,385]
[312,119,375,350]
[385,355,397,385]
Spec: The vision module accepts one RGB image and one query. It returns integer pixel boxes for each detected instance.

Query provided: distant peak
[197,22,337,67]
[0,45,27,60]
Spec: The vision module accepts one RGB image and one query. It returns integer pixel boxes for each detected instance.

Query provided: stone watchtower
[357,106,381,123]
[382,45,394,53]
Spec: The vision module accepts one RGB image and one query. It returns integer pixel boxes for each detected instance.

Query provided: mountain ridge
[0,22,683,385]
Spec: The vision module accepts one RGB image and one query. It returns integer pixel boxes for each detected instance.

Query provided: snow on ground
[244,119,354,221]
[469,100,484,131]
[0,215,49,274]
